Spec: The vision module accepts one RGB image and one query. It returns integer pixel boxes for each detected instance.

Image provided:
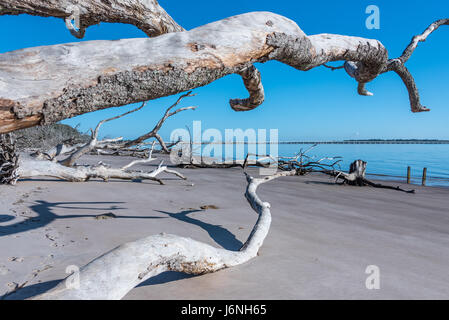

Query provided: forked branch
[59,102,147,167]
[399,19,449,64]
[122,92,196,152]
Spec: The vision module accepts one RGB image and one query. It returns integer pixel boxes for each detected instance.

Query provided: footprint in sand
[0,265,10,275]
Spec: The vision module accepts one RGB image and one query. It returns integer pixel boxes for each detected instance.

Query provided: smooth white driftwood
[32,170,296,300]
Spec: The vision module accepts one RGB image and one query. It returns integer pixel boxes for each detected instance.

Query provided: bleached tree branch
[122,91,196,152]
[120,141,156,170]
[59,101,146,167]
[6,97,190,184]
[340,19,448,110]
[0,0,184,39]
[230,65,265,111]
[17,155,186,183]
[398,19,449,64]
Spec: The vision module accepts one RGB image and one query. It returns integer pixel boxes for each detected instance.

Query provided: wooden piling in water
[407,166,411,184]
[422,168,427,186]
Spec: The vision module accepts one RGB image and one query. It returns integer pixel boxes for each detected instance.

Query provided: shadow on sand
[0,200,165,237]
[2,206,243,299]
[154,209,243,251]
[2,280,60,300]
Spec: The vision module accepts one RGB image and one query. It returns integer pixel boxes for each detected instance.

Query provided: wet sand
[1,154,449,299]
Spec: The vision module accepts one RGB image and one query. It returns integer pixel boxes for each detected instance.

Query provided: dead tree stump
[347,159,367,186]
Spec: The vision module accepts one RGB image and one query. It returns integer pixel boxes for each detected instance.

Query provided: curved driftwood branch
[121,141,156,170]
[230,65,265,111]
[2,12,446,133]
[0,0,184,38]
[386,61,429,112]
[398,19,449,64]
[342,19,448,111]
[31,169,296,300]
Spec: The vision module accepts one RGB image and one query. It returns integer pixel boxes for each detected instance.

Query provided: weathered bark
[121,92,196,152]
[1,12,444,133]
[397,19,449,64]
[0,133,19,184]
[31,169,296,300]
[0,0,183,38]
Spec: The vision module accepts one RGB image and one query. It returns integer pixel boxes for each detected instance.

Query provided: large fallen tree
[0,11,447,133]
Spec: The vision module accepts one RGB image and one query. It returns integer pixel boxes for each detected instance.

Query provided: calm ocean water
[190,143,449,187]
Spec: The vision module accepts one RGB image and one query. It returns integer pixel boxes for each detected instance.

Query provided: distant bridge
[186,140,449,145]
[277,140,449,145]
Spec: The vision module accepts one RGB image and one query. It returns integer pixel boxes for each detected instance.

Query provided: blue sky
[0,0,448,141]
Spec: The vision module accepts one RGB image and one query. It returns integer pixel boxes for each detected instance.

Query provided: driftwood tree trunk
[0,12,446,133]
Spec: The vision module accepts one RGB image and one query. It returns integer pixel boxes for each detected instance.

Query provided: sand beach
[1,154,448,299]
